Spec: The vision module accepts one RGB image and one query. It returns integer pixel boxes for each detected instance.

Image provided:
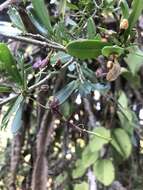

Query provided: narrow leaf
[11,101,24,134]
[120,0,129,19]
[59,0,67,18]
[124,0,143,41]
[55,80,79,105]
[27,8,48,36]
[1,95,24,129]
[0,43,23,86]
[8,7,26,32]
[87,17,96,39]
[31,0,53,35]
[0,85,12,93]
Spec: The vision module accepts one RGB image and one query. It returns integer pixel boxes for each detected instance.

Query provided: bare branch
[0,33,66,52]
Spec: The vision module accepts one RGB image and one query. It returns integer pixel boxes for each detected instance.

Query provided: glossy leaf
[102,45,124,57]
[0,43,23,86]
[89,127,111,152]
[31,0,53,35]
[87,17,96,39]
[66,40,111,59]
[8,7,26,32]
[55,80,79,105]
[124,0,143,40]
[111,128,132,159]
[93,159,115,186]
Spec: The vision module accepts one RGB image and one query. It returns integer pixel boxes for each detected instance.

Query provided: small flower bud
[120,19,129,30]
[107,60,113,69]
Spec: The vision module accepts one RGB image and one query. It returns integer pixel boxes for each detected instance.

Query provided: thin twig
[28,71,58,91]
[22,33,64,48]
[75,62,85,83]
[0,33,66,52]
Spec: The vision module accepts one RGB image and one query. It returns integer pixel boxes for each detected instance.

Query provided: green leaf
[27,8,48,36]
[93,159,115,186]
[118,91,128,108]
[125,47,143,75]
[72,164,87,179]
[55,172,68,187]
[59,0,67,18]
[89,127,111,152]
[121,69,141,88]
[73,146,99,179]
[111,128,132,159]
[0,43,23,86]
[54,21,71,44]
[124,0,143,40]
[82,147,99,168]
[1,95,24,129]
[117,110,135,135]
[31,0,53,35]
[11,101,24,134]
[87,17,96,39]
[8,7,26,32]
[55,80,79,105]
[102,45,124,57]
[0,85,12,93]
[118,91,132,122]
[74,182,88,190]
[66,40,111,59]
[120,0,129,19]
[117,90,138,135]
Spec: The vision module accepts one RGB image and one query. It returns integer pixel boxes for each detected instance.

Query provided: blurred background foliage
[0,0,143,190]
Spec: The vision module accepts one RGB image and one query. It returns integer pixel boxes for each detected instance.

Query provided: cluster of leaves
[0,0,143,189]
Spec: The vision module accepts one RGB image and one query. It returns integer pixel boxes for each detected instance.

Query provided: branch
[0,33,66,52]
[22,33,64,48]
[0,72,58,106]
[28,71,58,91]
